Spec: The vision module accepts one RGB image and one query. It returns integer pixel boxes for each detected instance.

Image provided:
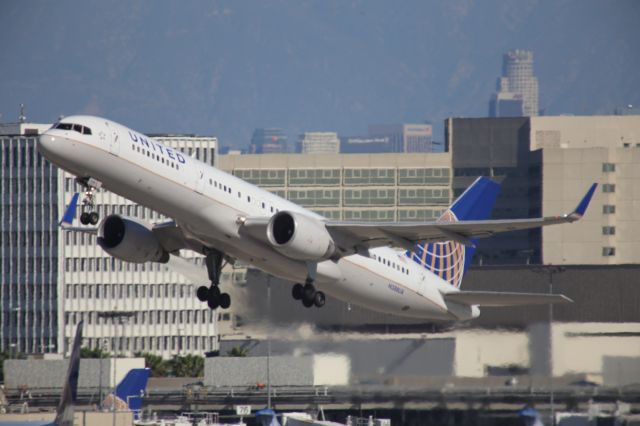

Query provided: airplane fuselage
[38,116,475,321]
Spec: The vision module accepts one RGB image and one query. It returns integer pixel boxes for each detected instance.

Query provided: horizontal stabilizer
[442,291,573,307]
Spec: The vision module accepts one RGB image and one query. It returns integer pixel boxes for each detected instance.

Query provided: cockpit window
[55,122,92,135]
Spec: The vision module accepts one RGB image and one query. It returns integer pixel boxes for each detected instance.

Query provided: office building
[447,115,640,266]
[446,117,542,265]
[489,87,524,117]
[340,136,392,154]
[368,124,434,153]
[219,152,452,222]
[530,115,640,264]
[298,132,340,154]
[490,50,539,117]
[250,128,288,154]
[61,134,221,358]
[1,121,59,354]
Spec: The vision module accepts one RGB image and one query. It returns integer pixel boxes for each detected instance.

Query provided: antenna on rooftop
[19,104,26,123]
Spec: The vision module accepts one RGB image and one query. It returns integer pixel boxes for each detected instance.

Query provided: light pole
[97,310,135,426]
[532,266,566,426]
[266,275,272,410]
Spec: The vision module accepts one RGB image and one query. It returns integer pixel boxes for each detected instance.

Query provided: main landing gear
[196,248,231,310]
[77,177,101,225]
[291,262,325,308]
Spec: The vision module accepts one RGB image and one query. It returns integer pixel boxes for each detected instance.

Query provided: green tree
[81,346,110,358]
[169,354,204,377]
[135,352,168,377]
[226,346,248,357]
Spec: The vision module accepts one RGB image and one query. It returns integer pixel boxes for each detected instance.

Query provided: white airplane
[38,116,597,322]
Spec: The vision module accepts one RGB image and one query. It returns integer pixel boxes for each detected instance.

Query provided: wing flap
[442,291,573,307]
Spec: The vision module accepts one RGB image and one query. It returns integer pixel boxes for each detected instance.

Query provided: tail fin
[407,177,501,288]
[60,192,80,227]
[54,321,83,426]
[103,368,150,420]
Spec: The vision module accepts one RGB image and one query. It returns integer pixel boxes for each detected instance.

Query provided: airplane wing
[324,183,597,252]
[442,291,572,307]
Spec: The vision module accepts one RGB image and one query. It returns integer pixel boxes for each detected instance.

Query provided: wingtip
[573,183,598,218]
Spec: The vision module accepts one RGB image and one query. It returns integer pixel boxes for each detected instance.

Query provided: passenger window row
[55,122,92,135]
[207,177,278,214]
[372,253,410,275]
[132,144,180,170]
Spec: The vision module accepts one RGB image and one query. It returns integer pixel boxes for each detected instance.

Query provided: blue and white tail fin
[103,368,150,420]
[406,177,501,289]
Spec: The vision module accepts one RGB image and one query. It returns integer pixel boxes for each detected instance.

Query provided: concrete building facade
[218,152,452,222]
[530,115,640,264]
[1,123,60,354]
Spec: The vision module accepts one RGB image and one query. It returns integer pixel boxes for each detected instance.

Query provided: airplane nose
[37,133,56,156]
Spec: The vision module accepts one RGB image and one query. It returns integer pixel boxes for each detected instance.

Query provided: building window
[602,247,616,257]
[603,205,616,214]
[602,163,615,172]
[602,226,616,235]
[602,184,615,193]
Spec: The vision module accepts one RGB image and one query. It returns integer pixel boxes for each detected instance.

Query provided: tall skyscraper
[490,50,539,117]
[1,121,60,354]
[250,128,288,154]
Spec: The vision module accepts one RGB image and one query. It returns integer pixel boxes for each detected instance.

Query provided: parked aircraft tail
[102,368,150,420]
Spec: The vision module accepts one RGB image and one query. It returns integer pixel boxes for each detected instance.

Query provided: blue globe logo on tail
[405,177,501,288]
[409,210,466,288]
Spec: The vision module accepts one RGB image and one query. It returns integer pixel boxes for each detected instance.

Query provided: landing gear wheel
[219,293,231,309]
[313,291,326,308]
[302,298,314,308]
[207,292,220,310]
[80,212,90,225]
[292,283,303,300]
[302,283,316,301]
[88,212,100,225]
[196,286,209,302]
[209,285,221,298]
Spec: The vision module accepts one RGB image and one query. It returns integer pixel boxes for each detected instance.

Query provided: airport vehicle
[38,116,596,321]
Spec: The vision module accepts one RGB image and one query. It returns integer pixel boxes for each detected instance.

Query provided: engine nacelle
[97,215,169,263]
[267,211,337,261]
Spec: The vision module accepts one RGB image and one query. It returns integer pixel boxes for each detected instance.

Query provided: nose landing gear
[76,177,101,225]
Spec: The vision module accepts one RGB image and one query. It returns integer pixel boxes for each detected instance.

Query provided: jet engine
[97,215,169,263]
[267,211,337,261]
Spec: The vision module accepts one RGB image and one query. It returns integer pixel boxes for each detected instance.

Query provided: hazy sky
[1,0,638,148]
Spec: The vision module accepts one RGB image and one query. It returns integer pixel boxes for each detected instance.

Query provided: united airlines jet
[38,116,596,321]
